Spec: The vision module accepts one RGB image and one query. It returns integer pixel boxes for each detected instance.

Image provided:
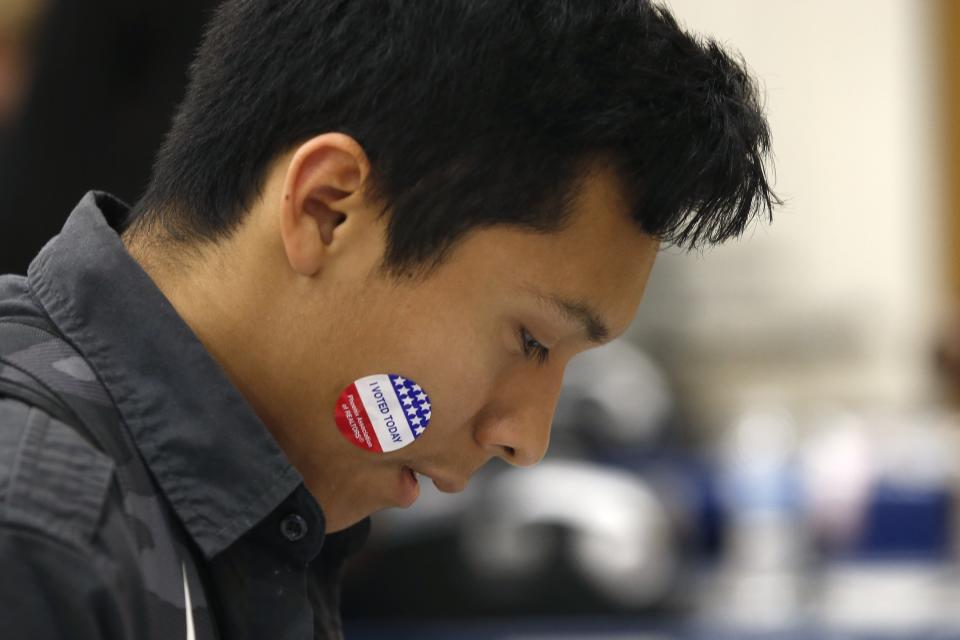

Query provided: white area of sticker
[334,373,432,453]
[356,374,414,452]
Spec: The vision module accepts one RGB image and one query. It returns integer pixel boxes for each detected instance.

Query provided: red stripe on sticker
[334,383,382,453]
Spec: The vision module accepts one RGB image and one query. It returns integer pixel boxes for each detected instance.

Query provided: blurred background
[4,1,960,639]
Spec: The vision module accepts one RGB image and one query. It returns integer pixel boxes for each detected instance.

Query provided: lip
[397,466,420,508]
[415,468,469,494]
[432,478,467,494]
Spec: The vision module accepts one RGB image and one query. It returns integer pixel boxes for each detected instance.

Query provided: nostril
[504,446,516,458]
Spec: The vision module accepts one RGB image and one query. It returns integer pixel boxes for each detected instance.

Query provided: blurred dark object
[0,0,218,275]
[460,462,679,613]
[342,463,683,620]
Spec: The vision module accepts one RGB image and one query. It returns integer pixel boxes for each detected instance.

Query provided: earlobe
[278,134,371,277]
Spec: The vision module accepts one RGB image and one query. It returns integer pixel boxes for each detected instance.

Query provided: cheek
[399,333,499,443]
[341,283,504,437]
[408,345,492,441]
[425,375,488,437]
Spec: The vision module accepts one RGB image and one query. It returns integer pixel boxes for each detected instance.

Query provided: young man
[0,0,778,638]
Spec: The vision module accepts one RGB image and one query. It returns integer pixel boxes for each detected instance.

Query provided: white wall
[632,0,947,424]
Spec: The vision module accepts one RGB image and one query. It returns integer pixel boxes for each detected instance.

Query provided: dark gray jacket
[0,192,367,639]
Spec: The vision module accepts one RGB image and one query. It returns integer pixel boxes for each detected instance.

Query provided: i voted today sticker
[334,374,432,453]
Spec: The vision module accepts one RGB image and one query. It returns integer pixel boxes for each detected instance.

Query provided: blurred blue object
[849,482,952,561]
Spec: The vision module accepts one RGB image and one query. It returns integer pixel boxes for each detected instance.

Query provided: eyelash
[519,328,550,366]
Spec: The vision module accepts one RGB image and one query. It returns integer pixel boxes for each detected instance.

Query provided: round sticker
[334,374,432,453]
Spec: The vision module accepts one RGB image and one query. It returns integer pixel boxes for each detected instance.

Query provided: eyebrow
[535,291,611,345]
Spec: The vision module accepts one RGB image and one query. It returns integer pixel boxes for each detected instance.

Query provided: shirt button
[280,513,308,542]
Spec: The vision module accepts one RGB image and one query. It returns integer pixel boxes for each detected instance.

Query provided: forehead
[539,165,658,334]
[443,164,658,338]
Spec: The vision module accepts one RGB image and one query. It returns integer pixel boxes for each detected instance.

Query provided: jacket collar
[26,192,320,558]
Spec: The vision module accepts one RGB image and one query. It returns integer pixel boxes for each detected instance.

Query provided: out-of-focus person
[0,0,45,129]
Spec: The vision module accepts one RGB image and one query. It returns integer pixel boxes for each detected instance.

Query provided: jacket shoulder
[0,398,115,548]
[0,274,41,320]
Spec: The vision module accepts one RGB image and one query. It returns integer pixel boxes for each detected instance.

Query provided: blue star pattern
[389,374,431,438]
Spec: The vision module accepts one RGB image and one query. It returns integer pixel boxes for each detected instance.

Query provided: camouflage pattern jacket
[0,192,368,639]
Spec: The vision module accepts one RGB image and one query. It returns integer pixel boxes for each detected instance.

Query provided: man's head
[123,0,778,531]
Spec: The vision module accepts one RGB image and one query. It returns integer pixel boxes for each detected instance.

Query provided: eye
[519,327,550,366]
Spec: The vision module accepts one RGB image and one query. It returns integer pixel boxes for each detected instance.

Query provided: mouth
[397,465,471,505]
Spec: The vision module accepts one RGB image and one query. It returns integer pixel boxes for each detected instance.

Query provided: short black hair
[128,0,779,274]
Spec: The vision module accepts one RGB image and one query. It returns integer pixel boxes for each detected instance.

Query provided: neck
[123,226,301,440]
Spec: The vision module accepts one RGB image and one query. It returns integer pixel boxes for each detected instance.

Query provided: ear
[279,133,371,276]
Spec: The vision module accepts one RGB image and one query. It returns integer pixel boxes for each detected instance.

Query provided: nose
[474,369,563,467]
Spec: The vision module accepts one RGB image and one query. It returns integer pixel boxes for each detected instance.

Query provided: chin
[317,464,414,532]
